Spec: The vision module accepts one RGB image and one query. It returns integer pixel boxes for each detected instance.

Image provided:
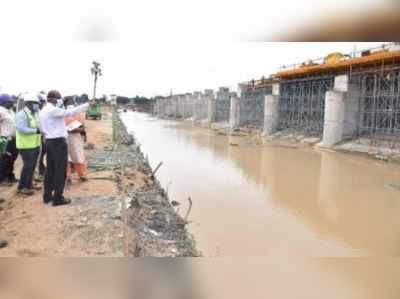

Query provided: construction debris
[0,240,8,249]
[113,112,200,257]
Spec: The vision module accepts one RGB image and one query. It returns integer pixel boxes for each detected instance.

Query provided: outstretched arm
[49,103,89,118]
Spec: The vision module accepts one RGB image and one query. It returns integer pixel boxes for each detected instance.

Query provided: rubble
[385,183,400,192]
[266,129,321,145]
[113,112,200,257]
[334,139,400,163]
[87,150,139,171]
[127,189,198,257]
[0,240,8,249]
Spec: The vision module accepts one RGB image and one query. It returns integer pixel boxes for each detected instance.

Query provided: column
[263,83,280,136]
[229,95,240,129]
[322,75,360,147]
[208,96,216,125]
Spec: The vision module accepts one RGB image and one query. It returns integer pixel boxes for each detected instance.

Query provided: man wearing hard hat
[15,93,42,196]
[0,93,18,186]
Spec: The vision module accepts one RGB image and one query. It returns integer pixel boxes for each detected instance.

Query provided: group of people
[0,90,90,207]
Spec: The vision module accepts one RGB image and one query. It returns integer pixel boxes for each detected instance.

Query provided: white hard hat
[23,93,40,103]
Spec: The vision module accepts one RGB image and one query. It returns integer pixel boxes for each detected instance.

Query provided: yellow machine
[324,52,346,64]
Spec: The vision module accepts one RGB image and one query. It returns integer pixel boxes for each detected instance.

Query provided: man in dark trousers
[15,93,42,195]
[37,94,47,178]
[39,90,89,206]
[0,93,18,185]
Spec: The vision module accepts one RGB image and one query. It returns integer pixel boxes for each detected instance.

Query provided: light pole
[91,61,102,99]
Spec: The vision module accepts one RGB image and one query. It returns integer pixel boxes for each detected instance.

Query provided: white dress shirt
[0,106,16,139]
[39,103,89,139]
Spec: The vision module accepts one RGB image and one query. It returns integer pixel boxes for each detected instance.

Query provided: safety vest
[16,108,41,150]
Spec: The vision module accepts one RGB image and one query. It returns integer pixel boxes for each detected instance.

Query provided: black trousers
[38,138,46,176]
[44,138,68,201]
[18,147,40,190]
[0,138,18,182]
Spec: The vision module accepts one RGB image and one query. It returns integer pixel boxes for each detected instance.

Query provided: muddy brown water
[121,112,400,257]
[120,112,400,298]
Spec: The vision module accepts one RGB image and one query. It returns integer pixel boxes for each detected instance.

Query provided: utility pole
[91,61,102,99]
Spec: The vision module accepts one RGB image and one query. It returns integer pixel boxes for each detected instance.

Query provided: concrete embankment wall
[114,111,200,257]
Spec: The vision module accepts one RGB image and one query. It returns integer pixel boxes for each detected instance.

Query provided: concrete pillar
[181,95,187,119]
[157,99,162,118]
[193,97,200,122]
[229,95,240,129]
[186,95,194,119]
[174,96,179,119]
[208,96,216,125]
[157,100,162,117]
[263,83,280,136]
[322,75,360,147]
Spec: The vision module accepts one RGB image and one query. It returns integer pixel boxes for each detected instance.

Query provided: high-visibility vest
[16,108,41,150]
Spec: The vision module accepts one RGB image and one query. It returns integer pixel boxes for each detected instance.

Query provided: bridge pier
[322,75,360,147]
[263,83,280,136]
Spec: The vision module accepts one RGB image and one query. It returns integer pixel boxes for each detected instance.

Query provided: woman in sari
[64,97,87,183]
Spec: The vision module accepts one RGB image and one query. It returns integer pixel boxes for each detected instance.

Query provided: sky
[0,0,392,97]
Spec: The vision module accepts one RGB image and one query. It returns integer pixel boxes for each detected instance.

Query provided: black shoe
[52,197,71,207]
[43,197,53,204]
[0,240,8,249]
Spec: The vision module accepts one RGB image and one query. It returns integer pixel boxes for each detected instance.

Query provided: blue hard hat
[0,93,13,105]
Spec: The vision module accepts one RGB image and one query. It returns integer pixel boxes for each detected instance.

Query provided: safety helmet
[23,93,40,103]
[0,93,13,105]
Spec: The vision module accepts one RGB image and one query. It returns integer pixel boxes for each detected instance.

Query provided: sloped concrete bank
[113,111,200,257]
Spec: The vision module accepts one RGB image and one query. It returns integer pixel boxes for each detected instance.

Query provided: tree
[91,61,102,99]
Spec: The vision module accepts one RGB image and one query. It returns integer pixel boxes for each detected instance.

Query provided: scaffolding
[278,76,334,135]
[351,66,400,146]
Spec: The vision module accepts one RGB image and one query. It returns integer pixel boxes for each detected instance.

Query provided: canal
[121,112,400,258]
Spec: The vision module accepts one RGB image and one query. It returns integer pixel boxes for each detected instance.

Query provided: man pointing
[39,90,89,206]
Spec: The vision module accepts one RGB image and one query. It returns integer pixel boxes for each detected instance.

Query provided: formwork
[275,45,400,141]
[278,75,334,135]
[215,99,230,122]
[239,85,272,128]
[350,64,400,147]
[214,87,234,123]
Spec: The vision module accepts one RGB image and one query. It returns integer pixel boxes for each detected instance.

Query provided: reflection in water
[120,112,400,298]
[121,112,400,257]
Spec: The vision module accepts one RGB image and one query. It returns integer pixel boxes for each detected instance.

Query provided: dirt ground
[0,110,145,257]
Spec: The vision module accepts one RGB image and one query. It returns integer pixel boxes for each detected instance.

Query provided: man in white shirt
[0,93,18,185]
[39,90,89,206]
